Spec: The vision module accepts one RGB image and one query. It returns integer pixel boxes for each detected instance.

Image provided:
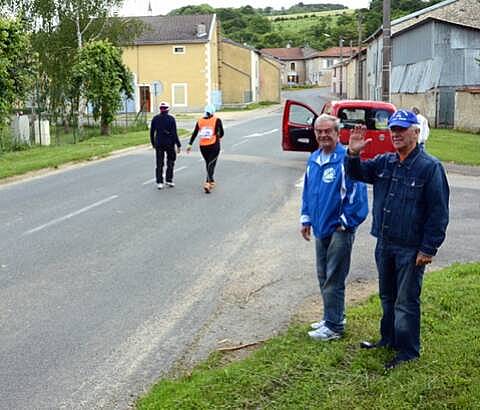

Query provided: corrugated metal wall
[392,22,434,64]
[391,20,480,93]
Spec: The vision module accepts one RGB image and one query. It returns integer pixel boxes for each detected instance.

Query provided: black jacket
[150,112,180,148]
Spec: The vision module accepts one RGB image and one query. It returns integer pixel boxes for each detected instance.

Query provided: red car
[282,99,397,159]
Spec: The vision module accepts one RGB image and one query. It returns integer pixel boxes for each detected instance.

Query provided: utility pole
[357,12,363,99]
[382,0,392,102]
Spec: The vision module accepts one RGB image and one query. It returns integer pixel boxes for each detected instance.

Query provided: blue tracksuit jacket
[301,143,368,239]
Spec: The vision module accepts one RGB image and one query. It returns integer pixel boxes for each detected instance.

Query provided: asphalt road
[1,89,479,409]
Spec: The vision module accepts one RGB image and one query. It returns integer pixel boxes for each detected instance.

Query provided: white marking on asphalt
[295,176,304,188]
[23,195,119,235]
[231,140,249,148]
[142,166,187,185]
[243,128,278,138]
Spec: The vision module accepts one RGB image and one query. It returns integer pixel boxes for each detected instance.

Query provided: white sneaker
[157,183,164,189]
[308,325,342,341]
[310,317,347,330]
[166,181,175,187]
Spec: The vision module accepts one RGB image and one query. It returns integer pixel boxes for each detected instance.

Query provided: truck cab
[282,99,397,159]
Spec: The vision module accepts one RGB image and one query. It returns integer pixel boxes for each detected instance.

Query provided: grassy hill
[269,8,354,21]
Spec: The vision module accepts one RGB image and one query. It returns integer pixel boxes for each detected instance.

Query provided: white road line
[231,140,249,148]
[243,128,278,138]
[24,195,119,235]
[142,166,188,185]
[295,176,305,188]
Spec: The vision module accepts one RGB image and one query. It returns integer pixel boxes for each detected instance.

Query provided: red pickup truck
[282,99,397,159]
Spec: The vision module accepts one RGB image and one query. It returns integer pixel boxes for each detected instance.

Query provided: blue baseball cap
[388,110,419,128]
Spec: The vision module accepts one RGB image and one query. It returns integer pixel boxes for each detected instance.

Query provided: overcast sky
[118,0,371,17]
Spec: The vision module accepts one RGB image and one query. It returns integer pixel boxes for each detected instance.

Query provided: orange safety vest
[197,116,218,146]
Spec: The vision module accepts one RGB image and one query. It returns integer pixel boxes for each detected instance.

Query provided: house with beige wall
[121,14,281,113]
[122,14,220,113]
[260,46,316,85]
[220,38,282,106]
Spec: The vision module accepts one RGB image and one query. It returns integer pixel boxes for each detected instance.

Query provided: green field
[269,9,354,20]
[270,9,354,31]
[137,262,480,409]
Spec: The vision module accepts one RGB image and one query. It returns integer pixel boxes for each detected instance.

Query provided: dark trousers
[155,144,176,183]
[200,144,220,183]
[375,239,425,360]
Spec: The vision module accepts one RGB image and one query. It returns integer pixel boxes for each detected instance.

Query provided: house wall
[219,41,252,104]
[345,59,356,99]
[122,42,208,112]
[306,57,334,86]
[366,36,383,100]
[455,90,480,132]
[391,91,437,122]
[393,0,480,34]
[286,59,306,84]
[259,57,281,102]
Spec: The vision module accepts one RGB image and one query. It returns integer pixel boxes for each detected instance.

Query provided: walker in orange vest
[198,116,218,193]
[198,116,218,147]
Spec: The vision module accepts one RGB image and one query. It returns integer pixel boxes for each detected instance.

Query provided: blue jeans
[315,231,355,333]
[375,239,425,360]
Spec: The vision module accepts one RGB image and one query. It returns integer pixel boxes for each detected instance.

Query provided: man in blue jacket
[301,113,368,341]
[150,101,181,189]
[345,110,449,370]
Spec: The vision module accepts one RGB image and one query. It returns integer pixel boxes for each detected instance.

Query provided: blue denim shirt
[345,145,449,256]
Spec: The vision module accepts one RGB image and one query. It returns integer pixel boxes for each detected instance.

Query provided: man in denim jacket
[301,114,368,341]
[345,110,449,370]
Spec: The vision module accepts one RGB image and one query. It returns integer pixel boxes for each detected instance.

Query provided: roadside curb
[444,162,480,177]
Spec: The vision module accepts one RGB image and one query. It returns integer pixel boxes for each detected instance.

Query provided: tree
[0,18,34,127]
[169,4,215,15]
[0,0,143,133]
[71,40,133,135]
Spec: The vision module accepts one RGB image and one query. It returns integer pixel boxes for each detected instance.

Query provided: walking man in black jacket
[150,101,181,189]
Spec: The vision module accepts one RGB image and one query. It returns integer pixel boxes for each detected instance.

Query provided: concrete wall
[455,90,480,132]
[219,41,252,104]
[345,60,356,99]
[391,91,436,125]
[259,56,281,102]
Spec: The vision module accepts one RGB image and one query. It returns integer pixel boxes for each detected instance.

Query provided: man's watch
[348,148,360,156]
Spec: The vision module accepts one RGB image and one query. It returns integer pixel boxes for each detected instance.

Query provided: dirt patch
[293,277,378,325]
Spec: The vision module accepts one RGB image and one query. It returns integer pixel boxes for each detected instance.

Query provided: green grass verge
[428,129,480,166]
[0,129,188,180]
[219,101,279,112]
[137,262,480,409]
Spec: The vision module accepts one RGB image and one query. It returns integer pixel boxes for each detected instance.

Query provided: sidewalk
[444,162,480,177]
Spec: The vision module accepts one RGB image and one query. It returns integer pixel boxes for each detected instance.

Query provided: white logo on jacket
[322,167,336,183]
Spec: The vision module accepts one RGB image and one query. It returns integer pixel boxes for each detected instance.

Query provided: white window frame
[171,83,188,107]
[173,45,185,54]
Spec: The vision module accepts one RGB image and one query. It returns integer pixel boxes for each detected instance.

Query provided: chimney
[196,23,207,37]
